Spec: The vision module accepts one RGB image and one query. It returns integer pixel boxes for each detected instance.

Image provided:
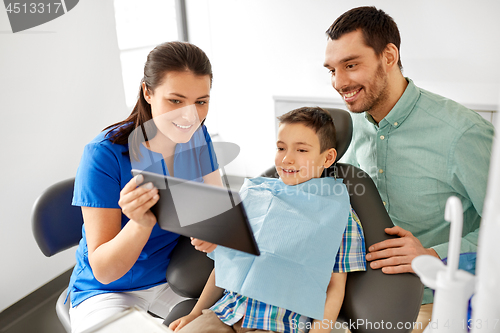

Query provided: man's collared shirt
[341,78,494,304]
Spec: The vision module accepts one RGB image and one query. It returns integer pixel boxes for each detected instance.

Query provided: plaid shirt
[210,208,366,333]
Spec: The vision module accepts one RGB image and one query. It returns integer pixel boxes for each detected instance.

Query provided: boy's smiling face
[275,122,337,186]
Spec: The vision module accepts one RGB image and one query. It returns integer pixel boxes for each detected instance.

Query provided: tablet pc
[131,169,260,256]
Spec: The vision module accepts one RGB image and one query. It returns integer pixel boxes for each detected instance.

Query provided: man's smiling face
[324,29,389,116]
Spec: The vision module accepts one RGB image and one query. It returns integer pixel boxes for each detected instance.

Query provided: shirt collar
[378,78,420,128]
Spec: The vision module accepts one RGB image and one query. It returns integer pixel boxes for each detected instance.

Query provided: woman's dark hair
[104,41,213,160]
[326,6,403,71]
[277,107,336,153]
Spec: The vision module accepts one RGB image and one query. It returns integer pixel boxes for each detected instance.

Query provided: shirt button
[379,169,384,174]
[383,201,386,206]
[380,135,385,140]
[394,122,398,126]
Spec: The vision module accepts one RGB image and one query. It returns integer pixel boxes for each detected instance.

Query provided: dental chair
[163,107,424,333]
[31,179,193,332]
[32,178,83,332]
[31,180,201,332]
[31,108,423,333]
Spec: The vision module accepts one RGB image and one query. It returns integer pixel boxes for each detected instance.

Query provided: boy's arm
[190,268,224,315]
[309,272,347,333]
[169,269,224,331]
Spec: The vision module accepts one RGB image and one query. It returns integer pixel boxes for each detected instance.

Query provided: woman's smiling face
[143,70,211,144]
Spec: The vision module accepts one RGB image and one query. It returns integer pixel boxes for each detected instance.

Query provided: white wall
[187,0,500,177]
[0,0,127,312]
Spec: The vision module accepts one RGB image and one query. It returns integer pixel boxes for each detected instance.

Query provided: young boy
[170,107,366,333]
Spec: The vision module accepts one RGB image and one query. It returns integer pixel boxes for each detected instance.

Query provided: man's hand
[365,226,440,274]
[191,237,217,253]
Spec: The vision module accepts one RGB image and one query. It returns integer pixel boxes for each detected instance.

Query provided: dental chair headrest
[322,107,352,161]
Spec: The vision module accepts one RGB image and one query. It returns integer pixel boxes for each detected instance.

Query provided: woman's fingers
[120,176,148,199]
[119,178,156,206]
[120,174,144,196]
[120,187,158,214]
[118,175,160,224]
[120,185,156,208]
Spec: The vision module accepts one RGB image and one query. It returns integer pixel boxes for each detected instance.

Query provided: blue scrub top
[68,125,218,307]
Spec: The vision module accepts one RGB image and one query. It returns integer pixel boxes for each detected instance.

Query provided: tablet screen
[131,169,259,256]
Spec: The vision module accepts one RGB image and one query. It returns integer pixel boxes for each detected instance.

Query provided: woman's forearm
[89,219,154,284]
[85,177,159,285]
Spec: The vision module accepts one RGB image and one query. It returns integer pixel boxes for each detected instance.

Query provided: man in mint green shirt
[323,6,494,332]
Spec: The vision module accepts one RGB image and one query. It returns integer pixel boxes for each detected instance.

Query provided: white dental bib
[209,177,350,319]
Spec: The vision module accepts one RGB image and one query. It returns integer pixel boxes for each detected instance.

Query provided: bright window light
[113,0,178,108]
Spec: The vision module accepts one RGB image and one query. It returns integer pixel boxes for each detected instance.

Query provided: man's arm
[310,272,347,333]
[367,121,494,274]
[432,122,493,258]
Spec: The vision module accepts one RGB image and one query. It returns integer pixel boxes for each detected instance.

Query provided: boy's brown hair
[277,107,336,153]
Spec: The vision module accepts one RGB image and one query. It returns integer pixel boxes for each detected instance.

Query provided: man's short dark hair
[277,107,336,153]
[326,6,403,71]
